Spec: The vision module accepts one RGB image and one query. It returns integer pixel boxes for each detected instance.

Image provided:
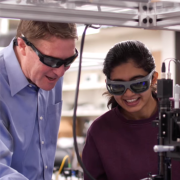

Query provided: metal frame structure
[0,0,180,31]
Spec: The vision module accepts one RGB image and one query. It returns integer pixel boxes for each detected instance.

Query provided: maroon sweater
[82,106,180,180]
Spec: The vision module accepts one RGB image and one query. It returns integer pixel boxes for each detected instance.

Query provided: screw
[149,7,153,11]
[149,18,153,24]
[143,6,147,11]
[143,18,147,24]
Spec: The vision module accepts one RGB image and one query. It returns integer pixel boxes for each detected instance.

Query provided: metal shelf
[61,110,107,117]
[62,83,105,91]
[0,1,139,27]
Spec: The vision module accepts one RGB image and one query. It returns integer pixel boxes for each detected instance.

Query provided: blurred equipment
[54,147,72,170]
[142,61,180,180]
[53,153,84,180]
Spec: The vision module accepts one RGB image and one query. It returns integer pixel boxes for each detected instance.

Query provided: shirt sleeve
[82,130,107,180]
[0,102,28,180]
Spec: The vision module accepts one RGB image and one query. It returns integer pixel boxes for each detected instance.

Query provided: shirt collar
[4,38,29,96]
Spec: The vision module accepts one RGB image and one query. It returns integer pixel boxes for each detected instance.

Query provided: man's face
[19,36,76,90]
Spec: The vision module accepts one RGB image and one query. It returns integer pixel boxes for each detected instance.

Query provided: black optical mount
[143,65,180,180]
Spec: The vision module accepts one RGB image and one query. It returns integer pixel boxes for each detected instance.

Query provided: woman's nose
[123,88,135,96]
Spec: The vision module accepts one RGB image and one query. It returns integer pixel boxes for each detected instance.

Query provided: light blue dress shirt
[0,39,63,180]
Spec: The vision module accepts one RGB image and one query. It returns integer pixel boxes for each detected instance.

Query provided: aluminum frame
[1,0,180,31]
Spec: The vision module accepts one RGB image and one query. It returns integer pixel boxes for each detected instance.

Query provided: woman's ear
[152,71,158,85]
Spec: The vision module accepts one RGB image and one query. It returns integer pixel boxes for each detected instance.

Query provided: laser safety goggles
[106,68,155,96]
[16,35,78,68]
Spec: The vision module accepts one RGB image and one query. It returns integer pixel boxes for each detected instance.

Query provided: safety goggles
[106,69,155,96]
[20,35,78,68]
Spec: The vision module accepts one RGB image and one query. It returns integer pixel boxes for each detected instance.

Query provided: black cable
[72,24,98,180]
[89,24,101,29]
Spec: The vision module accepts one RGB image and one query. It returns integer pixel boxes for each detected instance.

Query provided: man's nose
[52,65,66,77]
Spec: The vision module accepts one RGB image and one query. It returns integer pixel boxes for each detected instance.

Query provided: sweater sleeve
[82,129,108,180]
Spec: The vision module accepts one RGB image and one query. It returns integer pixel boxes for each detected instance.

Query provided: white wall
[76,27,163,53]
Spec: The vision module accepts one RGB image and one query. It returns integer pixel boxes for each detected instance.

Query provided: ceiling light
[0,19,9,34]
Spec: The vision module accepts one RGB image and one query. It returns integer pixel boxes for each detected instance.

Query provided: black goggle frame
[14,35,78,68]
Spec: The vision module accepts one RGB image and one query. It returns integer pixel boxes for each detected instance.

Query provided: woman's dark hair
[103,40,156,109]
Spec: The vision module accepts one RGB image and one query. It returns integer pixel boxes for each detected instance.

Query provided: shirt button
[45,166,48,169]
[29,84,32,87]
[41,141,44,144]
[40,116,43,120]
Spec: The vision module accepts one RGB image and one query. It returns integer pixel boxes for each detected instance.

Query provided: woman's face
[110,60,157,118]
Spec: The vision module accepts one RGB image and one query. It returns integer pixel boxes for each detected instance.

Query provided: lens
[64,58,75,67]
[130,81,149,93]
[42,57,58,68]
[107,84,125,95]
[64,56,77,67]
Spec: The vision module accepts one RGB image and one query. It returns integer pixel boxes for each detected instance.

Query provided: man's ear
[17,37,26,56]
[152,71,158,85]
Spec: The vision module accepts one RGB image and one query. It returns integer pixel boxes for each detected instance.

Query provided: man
[0,20,78,180]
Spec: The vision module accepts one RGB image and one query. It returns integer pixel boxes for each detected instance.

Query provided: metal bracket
[139,3,157,28]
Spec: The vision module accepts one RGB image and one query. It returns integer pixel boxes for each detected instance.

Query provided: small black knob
[149,18,153,24]
[143,18,147,24]
[149,7,153,11]
[143,6,147,11]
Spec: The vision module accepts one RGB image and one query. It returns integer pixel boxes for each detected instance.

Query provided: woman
[82,40,180,180]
